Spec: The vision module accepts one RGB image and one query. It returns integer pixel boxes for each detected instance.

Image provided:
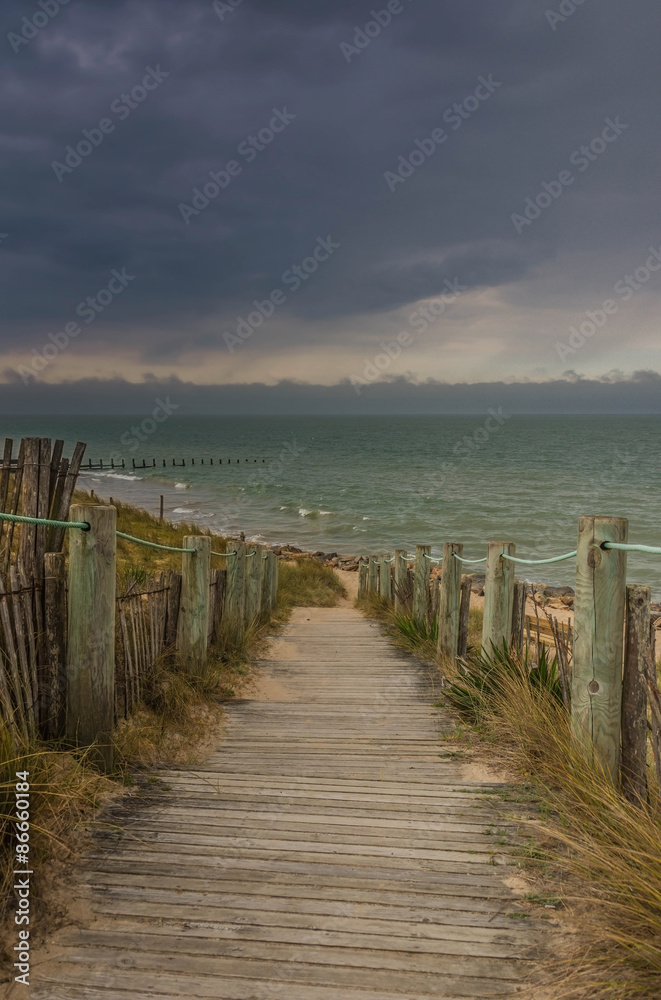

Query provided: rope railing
[603,542,661,555]
[501,550,577,565]
[423,553,443,563]
[0,511,90,530]
[454,554,488,564]
[115,531,196,554]
[211,550,237,557]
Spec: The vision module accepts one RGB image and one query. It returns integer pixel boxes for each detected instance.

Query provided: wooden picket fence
[0,437,85,742]
[359,524,661,804]
[0,438,280,764]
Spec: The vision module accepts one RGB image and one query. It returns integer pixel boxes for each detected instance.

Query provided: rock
[468,574,486,595]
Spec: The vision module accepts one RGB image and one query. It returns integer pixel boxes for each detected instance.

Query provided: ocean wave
[175,482,190,489]
[172,508,194,515]
[320,510,333,516]
[88,472,142,482]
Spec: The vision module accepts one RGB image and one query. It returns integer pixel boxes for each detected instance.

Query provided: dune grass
[357,595,661,999]
[277,556,347,610]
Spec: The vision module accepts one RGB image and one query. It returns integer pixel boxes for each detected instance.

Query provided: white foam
[173,508,194,515]
[175,482,190,489]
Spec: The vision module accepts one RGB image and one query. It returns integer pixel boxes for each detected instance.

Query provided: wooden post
[380,555,393,603]
[159,495,164,521]
[176,536,210,674]
[571,515,628,779]
[225,542,246,624]
[413,545,431,627]
[457,576,471,661]
[394,549,407,614]
[261,551,276,613]
[482,542,516,653]
[66,504,116,771]
[368,556,379,594]
[438,543,463,663]
[511,580,527,656]
[245,545,264,622]
[44,552,67,740]
[358,561,368,599]
[621,584,650,802]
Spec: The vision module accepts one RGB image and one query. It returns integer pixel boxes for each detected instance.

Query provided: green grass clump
[277,557,346,610]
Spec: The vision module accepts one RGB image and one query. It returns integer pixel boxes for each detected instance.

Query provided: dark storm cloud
[1,0,660,369]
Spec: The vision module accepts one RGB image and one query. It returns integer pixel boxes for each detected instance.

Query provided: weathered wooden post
[482,542,516,653]
[177,536,210,674]
[438,543,463,663]
[44,552,67,740]
[368,556,379,594]
[621,584,650,801]
[394,549,407,614]
[245,544,264,622]
[380,555,393,603]
[413,545,431,627]
[225,541,246,625]
[261,552,273,612]
[457,576,472,660]
[66,504,116,772]
[358,561,368,599]
[571,516,628,780]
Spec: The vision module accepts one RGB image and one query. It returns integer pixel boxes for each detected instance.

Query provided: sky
[1,0,660,413]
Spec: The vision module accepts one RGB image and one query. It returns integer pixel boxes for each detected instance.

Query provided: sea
[2,414,660,594]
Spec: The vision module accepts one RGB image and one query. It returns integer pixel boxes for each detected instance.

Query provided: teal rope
[211,550,237,557]
[423,553,443,563]
[603,542,661,555]
[0,511,89,530]
[501,550,577,565]
[454,554,488,564]
[116,531,195,553]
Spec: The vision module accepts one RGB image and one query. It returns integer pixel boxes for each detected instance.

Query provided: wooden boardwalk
[32,607,549,999]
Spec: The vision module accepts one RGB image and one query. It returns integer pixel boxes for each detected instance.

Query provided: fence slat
[621,584,651,802]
